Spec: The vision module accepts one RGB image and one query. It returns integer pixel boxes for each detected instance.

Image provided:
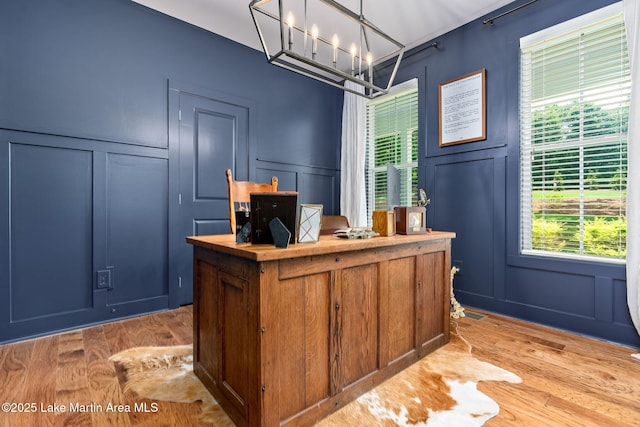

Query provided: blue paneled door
[172,92,250,306]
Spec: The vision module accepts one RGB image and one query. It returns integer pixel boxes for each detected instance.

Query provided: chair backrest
[320,215,350,235]
[226,168,278,234]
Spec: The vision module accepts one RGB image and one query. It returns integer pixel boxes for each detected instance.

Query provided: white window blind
[366,81,418,225]
[520,5,630,262]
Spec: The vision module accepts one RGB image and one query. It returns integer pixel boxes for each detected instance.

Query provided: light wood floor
[0,305,639,426]
[456,312,640,426]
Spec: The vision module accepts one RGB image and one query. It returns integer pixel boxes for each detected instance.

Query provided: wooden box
[394,206,426,234]
[372,210,396,236]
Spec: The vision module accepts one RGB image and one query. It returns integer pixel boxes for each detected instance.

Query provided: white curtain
[625,0,640,335]
[340,80,367,227]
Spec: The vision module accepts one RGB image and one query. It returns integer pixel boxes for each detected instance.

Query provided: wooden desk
[187,231,455,427]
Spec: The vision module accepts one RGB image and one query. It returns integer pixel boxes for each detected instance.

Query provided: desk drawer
[278,239,446,280]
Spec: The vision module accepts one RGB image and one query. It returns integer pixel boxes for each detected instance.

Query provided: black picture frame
[250,192,298,245]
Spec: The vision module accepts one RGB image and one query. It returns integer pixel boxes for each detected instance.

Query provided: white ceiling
[132,0,516,53]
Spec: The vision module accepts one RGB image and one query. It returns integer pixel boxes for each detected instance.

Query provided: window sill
[506,252,626,279]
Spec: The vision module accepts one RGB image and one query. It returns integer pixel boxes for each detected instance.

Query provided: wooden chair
[226,168,278,234]
[320,215,350,235]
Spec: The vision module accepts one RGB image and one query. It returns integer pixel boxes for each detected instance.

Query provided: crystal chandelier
[249,0,405,98]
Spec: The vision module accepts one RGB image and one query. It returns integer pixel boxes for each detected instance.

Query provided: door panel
[195,111,236,200]
[173,92,250,305]
[418,251,446,350]
[337,263,379,390]
[385,257,417,362]
[219,271,250,416]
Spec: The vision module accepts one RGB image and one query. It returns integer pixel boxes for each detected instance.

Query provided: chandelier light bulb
[311,24,318,57]
[350,43,357,74]
[367,52,373,88]
[287,12,294,49]
[332,34,339,65]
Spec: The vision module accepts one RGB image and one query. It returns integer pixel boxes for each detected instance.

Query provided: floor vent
[464,310,487,321]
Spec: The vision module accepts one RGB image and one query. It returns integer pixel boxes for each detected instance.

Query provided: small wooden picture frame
[394,206,426,235]
[372,210,396,236]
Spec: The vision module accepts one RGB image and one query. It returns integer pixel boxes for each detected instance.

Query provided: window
[520,4,630,262]
[366,79,419,224]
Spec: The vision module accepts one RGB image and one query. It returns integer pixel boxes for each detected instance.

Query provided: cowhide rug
[109,323,520,426]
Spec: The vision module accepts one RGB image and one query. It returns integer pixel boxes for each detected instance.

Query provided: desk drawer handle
[335,257,340,262]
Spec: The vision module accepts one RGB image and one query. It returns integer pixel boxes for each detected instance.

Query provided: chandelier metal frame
[249,0,405,98]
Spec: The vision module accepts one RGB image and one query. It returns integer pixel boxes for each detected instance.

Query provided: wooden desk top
[187,231,456,262]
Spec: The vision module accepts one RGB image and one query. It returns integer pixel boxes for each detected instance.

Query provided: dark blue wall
[0,0,342,343]
[388,0,639,347]
[2,0,638,348]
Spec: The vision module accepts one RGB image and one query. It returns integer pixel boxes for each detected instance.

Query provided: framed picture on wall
[438,69,486,146]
